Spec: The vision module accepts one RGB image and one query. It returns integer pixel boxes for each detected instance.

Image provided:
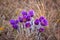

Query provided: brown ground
[0,0,60,40]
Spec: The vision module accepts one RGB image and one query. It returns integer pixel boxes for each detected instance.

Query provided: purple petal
[40,19,48,26]
[28,10,34,17]
[39,16,45,22]
[25,22,31,28]
[26,15,31,21]
[39,28,45,32]
[16,20,19,23]
[10,19,18,25]
[19,16,23,23]
[21,10,27,16]
[34,19,39,25]
[12,24,18,29]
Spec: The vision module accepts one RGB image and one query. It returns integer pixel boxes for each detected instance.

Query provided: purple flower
[28,10,34,17]
[25,22,31,28]
[21,10,27,16]
[12,24,18,29]
[39,16,48,26]
[16,20,19,23]
[40,19,48,26]
[39,16,45,22]
[26,15,31,21]
[10,19,18,25]
[39,28,45,32]
[34,19,39,25]
[19,16,23,23]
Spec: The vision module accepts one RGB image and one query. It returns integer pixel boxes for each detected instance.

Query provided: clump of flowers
[9,10,48,35]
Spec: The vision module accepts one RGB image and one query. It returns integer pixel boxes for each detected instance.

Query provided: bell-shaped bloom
[26,15,31,21]
[12,24,18,29]
[19,16,23,23]
[21,10,27,16]
[25,22,31,28]
[40,19,48,26]
[34,19,39,25]
[28,10,34,17]
[39,16,45,22]
[10,19,18,25]
[39,16,48,26]
[39,27,45,32]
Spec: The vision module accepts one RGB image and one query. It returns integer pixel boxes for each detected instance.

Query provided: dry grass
[0,0,60,40]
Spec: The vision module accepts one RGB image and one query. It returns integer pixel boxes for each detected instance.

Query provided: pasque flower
[40,19,48,26]
[39,16,45,22]
[26,15,31,21]
[25,22,31,28]
[39,16,48,26]
[12,24,18,29]
[19,16,23,23]
[39,27,45,32]
[10,19,18,25]
[34,19,39,25]
[10,19,19,29]
[21,10,27,16]
[28,10,34,17]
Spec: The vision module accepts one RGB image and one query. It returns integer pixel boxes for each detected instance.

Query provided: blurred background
[0,0,60,40]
